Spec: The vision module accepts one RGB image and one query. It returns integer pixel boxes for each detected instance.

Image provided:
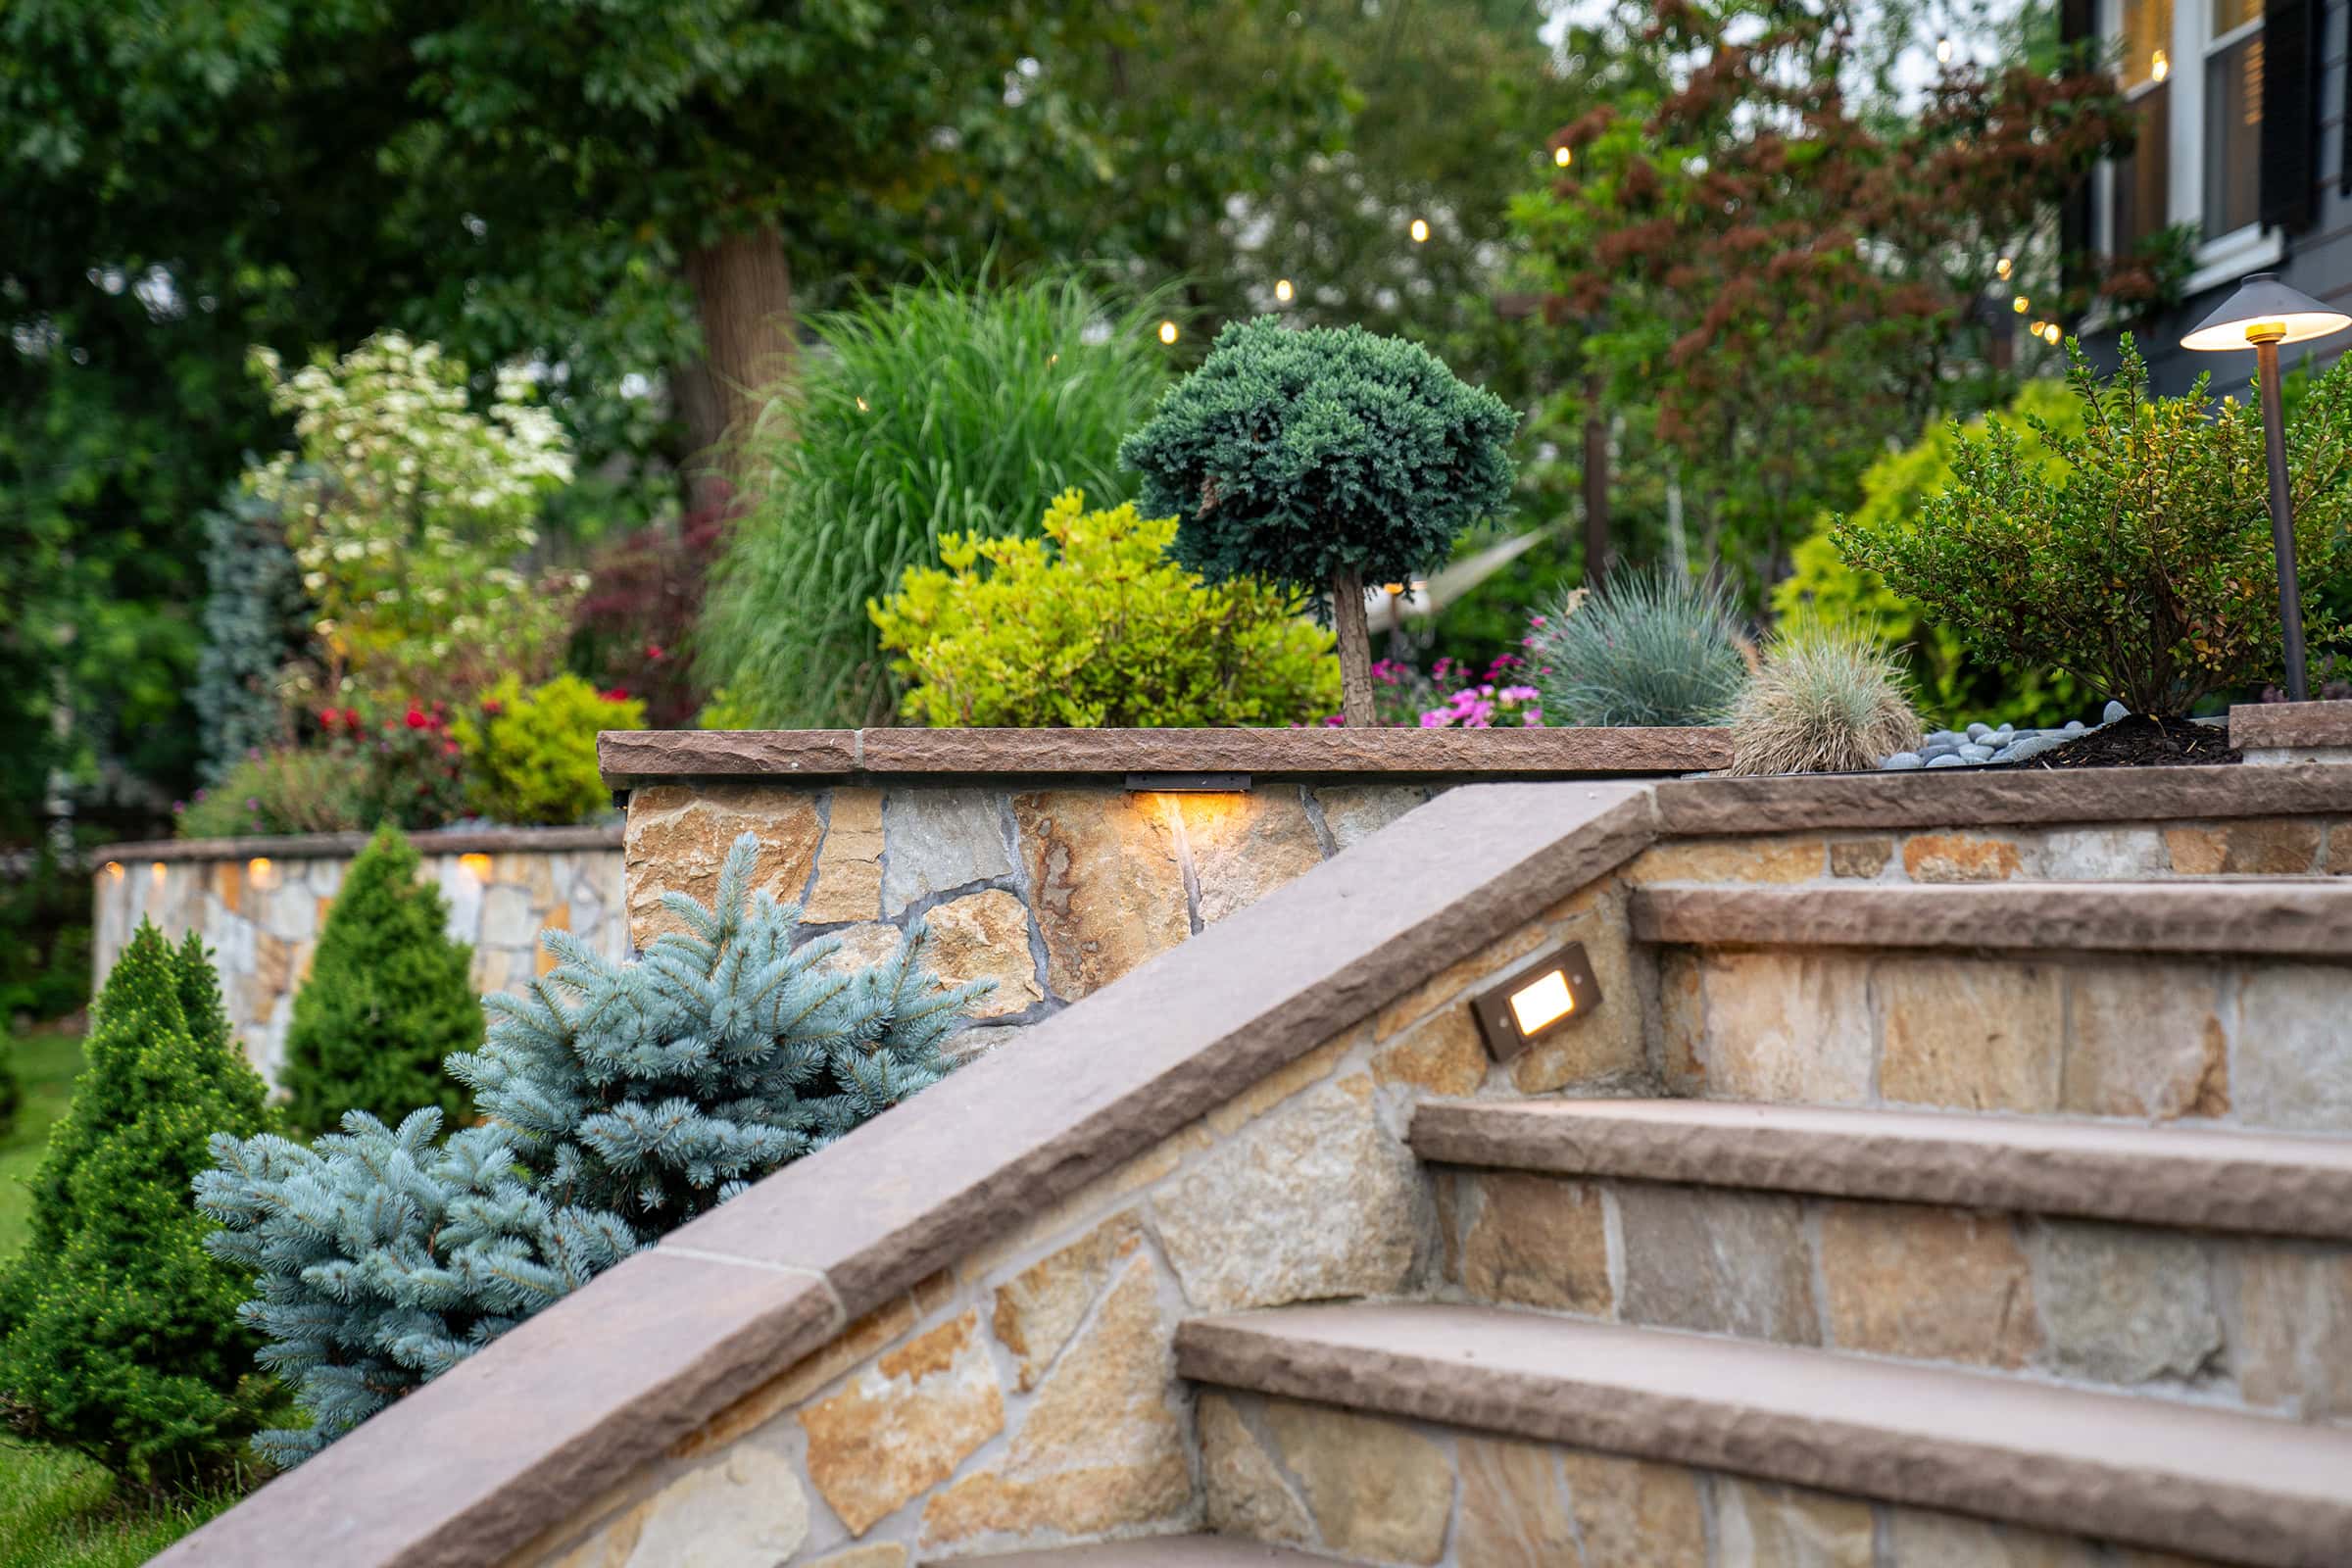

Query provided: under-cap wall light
[1469,943,1603,1062]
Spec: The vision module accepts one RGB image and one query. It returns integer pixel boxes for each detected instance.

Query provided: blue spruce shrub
[197,834,989,1462]
[195,483,311,782]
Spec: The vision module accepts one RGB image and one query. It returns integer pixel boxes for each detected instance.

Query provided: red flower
[405,709,428,729]
[601,687,631,704]
[645,643,666,662]
[317,708,339,729]
[343,708,362,728]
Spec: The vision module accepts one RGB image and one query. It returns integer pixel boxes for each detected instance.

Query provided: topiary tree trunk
[1331,567,1376,728]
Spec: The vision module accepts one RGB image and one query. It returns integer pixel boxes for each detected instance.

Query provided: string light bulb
[1936,36,1953,63]
[1996,256,2014,280]
[1274,278,1295,304]
[2043,322,2064,344]
[1553,146,1573,168]
[2013,295,2030,315]
[1409,218,1431,244]
[1157,320,1179,345]
[2150,48,2169,82]
[2029,319,2045,338]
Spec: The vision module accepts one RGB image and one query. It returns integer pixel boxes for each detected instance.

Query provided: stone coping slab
[155,781,1664,1568]
[93,823,623,865]
[1175,1302,2352,1567]
[1409,1099,2352,1240]
[2231,700,2352,752]
[976,1543,1339,1565]
[597,725,1732,784]
[1633,879,2352,956]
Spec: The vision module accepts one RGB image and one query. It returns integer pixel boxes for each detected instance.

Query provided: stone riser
[1624,817,2352,885]
[1435,1168,2352,1426]
[1199,1386,2216,1568]
[1657,945,2352,1133]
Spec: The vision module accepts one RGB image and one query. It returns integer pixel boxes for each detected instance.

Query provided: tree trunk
[680,226,798,490]
[1332,567,1376,727]
[1582,376,1610,593]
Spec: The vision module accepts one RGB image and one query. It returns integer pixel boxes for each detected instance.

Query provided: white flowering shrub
[249,333,584,698]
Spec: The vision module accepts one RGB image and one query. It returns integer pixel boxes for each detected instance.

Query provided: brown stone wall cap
[92,823,623,865]
[1632,879,2352,956]
[2231,700,2352,751]
[598,727,863,783]
[152,1252,837,1568]
[1410,1099,2352,1239]
[1653,762,2352,835]
[1176,1302,2352,1566]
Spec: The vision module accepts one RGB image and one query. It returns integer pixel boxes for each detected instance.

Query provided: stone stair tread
[1631,877,2352,956]
[1177,1301,2352,1567]
[1409,1098,2352,1238]
[952,1540,1338,1565]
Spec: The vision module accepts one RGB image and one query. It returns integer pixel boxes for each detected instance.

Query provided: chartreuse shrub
[280,825,479,1137]
[700,275,1170,728]
[1838,338,2352,715]
[0,926,273,1488]
[199,835,987,1463]
[1727,624,1924,776]
[870,489,1341,727]
[1119,318,1518,726]
[1529,566,1750,727]
[1775,379,2085,729]
[454,675,645,826]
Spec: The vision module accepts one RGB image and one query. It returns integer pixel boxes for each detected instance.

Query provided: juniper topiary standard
[280,824,480,1137]
[1118,318,1519,727]
[198,835,988,1462]
[0,925,275,1489]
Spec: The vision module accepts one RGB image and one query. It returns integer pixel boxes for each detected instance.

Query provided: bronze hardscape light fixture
[2180,272,2352,703]
[1469,944,1602,1062]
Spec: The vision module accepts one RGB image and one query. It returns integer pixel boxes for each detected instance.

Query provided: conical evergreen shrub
[0,924,274,1489]
[281,824,479,1136]
[200,834,988,1463]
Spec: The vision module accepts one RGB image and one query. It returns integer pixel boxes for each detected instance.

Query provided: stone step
[1177,1302,2352,1567]
[1409,1099,2352,1238]
[959,1541,1337,1565]
[1630,877,2352,956]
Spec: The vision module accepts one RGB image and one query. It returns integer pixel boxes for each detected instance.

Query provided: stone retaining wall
[90,827,625,1086]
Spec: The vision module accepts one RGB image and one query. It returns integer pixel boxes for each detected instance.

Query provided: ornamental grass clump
[1529,566,1750,726]
[870,489,1340,727]
[1118,318,1518,727]
[198,835,987,1462]
[1834,337,2352,715]
[1727,625,1924,775]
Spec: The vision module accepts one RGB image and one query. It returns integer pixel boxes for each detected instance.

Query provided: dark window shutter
[2058,0,2097,281]
[2261,0,2319,230]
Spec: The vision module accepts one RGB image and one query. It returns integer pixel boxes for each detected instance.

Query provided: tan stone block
[958,1127,1203,1285]
[991,1212,1143,1392]
[1455,1435,1574,1568]
[2164,818,2321,875]
[1886,1507,2106,1566]
[799,1309,1004,1535]
[677,1297,918,1461]
[2328,823,2352,875]
[813,922,905,977]
[1154,1075,1431,1312]
[625,784,823,946]
[253,930,294,1000]
[1821,1201,2038,1368]
[1615,1185,1816,1343]
[476,948,512,995]
[2231,965,2352,1132]
[2061,963,2229,1120]
[921,1253,1189,1545]
[1680,951,1875,1105]
[917,889,1042,1020]
[541,901,570,932]
[1373,922,1550,1040]
[613,1446,809,1568]
[807,1547,910,1568]
[2164,825,2227,875]
[214,859,244,916]
[1829,838,1893,878]
[1203,1026,1357,1138]
[1557,1450,1708,1568]
[1458,1171,1611,1315]
[1200,1393,1314,1546]
[1262,1397,1453,1565]
[806,788,886,923]
[1712,1478,1874,1568]
[1313,784,1428,852]
[1371,1004,1489,1097]
[534,906,570,978]
[1627,836,1825,884]
[2028,1221,2221,1386]
[2228,1245,2352,1418]
[1013,791,1190,1001]
[1512,886,1646,1095]
[1879,956,2062,1112]
[1903,833,2024,883]
[1659,948,1708,1095]
[1176,789,1326,924]
[497,853,559,906]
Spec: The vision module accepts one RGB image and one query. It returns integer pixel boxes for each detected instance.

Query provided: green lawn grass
[0,1026,238,1565]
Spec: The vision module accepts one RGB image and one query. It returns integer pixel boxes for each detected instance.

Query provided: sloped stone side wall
[621,781,1438,1057]
[91,839,624,1086]
[514,869,1644,1568]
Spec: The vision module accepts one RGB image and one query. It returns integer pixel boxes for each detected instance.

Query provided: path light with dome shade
[2180,273,2352,702]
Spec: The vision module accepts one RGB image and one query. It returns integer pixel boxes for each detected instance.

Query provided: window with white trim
[2102,0,2278,280]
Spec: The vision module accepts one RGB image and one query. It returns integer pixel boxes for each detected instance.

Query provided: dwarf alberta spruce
[197,835,989,1462]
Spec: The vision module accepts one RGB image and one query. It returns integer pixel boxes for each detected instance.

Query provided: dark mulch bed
[2005,713,2240,769]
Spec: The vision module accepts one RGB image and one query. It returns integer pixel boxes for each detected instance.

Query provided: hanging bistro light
[1157,320,1180,346]
[1274,278,1295,305]
[1553,145,1573,168]
[2181,273,2352,702]
[1409,218,1431,244]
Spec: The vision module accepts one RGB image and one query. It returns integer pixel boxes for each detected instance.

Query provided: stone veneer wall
[89,827,625,1086]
